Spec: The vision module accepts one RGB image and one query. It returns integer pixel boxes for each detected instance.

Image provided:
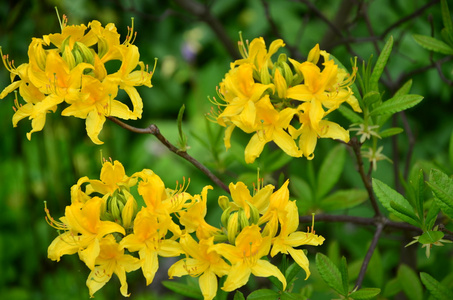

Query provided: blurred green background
[0,0,452,299]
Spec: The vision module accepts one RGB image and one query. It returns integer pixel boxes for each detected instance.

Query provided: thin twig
[107,117,230,194]
[348,137,382,217]
[355,222,385,289]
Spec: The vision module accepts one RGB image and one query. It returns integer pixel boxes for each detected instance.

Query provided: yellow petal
[244,133,267,164]
[221,262,251,292]
[252,259,287,290]
[199,271,218,300]
[287,248,310,279]
[85,109,105,144]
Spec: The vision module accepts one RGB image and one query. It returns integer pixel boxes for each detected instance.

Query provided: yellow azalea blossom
[271,201,325,279]
[87,234,141,298]
[212,224,287,292]
[120,208,183,285]
[178,185,221,240]
[1,18,152,143]
[85,160,137,196]
[134,169,192,236]
[233,37,285,73]
[289,102,350,160]
[47,196,125,270]
[244,96,301,163]
[169,234,230,300]
[228,181,274,216]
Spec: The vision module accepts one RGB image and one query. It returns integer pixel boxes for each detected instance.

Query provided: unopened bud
[218,195,230,211]
[62,46,76,70]
[260,67,271,85]
[248,202,260,225]
[238,209,249,231]
[307,44,320,64]
[227,212,239,244]
[97,37,109,59]
[221,206,232,228]
[121,191,138,229]
[74,42,95,66]
[110,196,122,224]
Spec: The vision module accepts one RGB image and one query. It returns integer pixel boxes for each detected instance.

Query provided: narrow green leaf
[418,231,445,245]
[280,292,303,300]
[246,289,279,300]
[394,79,413,98]
[420,272,453,300]
[370,36,393,92]
[414,169,425,222]
[315,253,345,296]
[413,34,453,55]
[449,130,453,170]
[316,144,346,199]
[338,105,364,124]
[162,281,203,299]
[373,179,420,226]
[397,264,423,300]
[425,202,440,230]
[389,200,422,227]
[383,277,401,297]
[339,257,349,296]
[367,247,383,287]
[363,90,381,106]
[285,262,302,287]
[349,288,381,300]
[427,169,453,218]
[370,94,423,116]
[379,127,404,138]
[233,291,246,300]
[441,0,453,39]
[318,189,368,212]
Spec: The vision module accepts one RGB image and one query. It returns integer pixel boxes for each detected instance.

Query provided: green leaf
[441,0,453,40]
[413,34,453,55]
[370,94,423,116]
[316,144,346,199]
[379,127,404,138]
[233,291,246,300]
[427,169,453,219]
[162,281,203,299]
[373,179,421,227]
[363,91,381,106]
[389,200,422,227]
[425,202,440,230]
[394,79,413,98]
[285,262,302,287]
[315,253,346,296]
[280,292,303,300]
[349,288,381,300]
[383,277,401,297]
[318,189,368,212]
[449,130,453,170]
[370,36,393,92]
[339,257,349,296]
[338,105,364,124]
[397,264,423,300]
[418,230,445,245]
[420,272,453,300]
[246,289,279,300]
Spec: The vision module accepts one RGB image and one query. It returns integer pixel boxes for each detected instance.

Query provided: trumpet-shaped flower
[87,234,141,298]
[47,196,125,270]
[271,201,325,279]
[120,208,183,285]
[212,225,286,292]
[169,234,230,300]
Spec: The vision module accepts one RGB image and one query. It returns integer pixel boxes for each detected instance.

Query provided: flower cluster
[212,37,362,163]
[0,16,153,144]
[46,160,324,299]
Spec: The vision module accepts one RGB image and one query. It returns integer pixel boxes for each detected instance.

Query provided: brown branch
[348,137,382,217]
[172,0,240,60]
[107,117,230,194]
[355,222,384,289]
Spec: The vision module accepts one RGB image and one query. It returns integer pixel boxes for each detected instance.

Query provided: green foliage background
[0,0,452,299]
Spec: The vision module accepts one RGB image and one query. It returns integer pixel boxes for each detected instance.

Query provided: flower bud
[248,202,260,225]
[237,209,249,231]
[97,37,109,59]
[74,42,95,66]
[221,206,232,228]
[260,67,271,85]
[62,46,76,70]
[109,195,122,224]
[307,44,320,64]
[218,195,230,211]
[227,212,239,244]
[121,190,138,229]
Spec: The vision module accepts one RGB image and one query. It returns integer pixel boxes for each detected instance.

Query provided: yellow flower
[86,234,141,298]
[258,180,291,237]
[47,196,125,270]
[271,201,325,279]
[178,185,221,240]
[233,37,285,73]
[228,181,274,216]
[289,102,350,160]
[85,160,137,196]
[212,224,287,292]
[169,234,230,300]
[120,208,183,285]
[243,96,301,163]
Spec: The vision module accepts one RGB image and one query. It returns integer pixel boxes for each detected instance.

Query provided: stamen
[44,201,67,231]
